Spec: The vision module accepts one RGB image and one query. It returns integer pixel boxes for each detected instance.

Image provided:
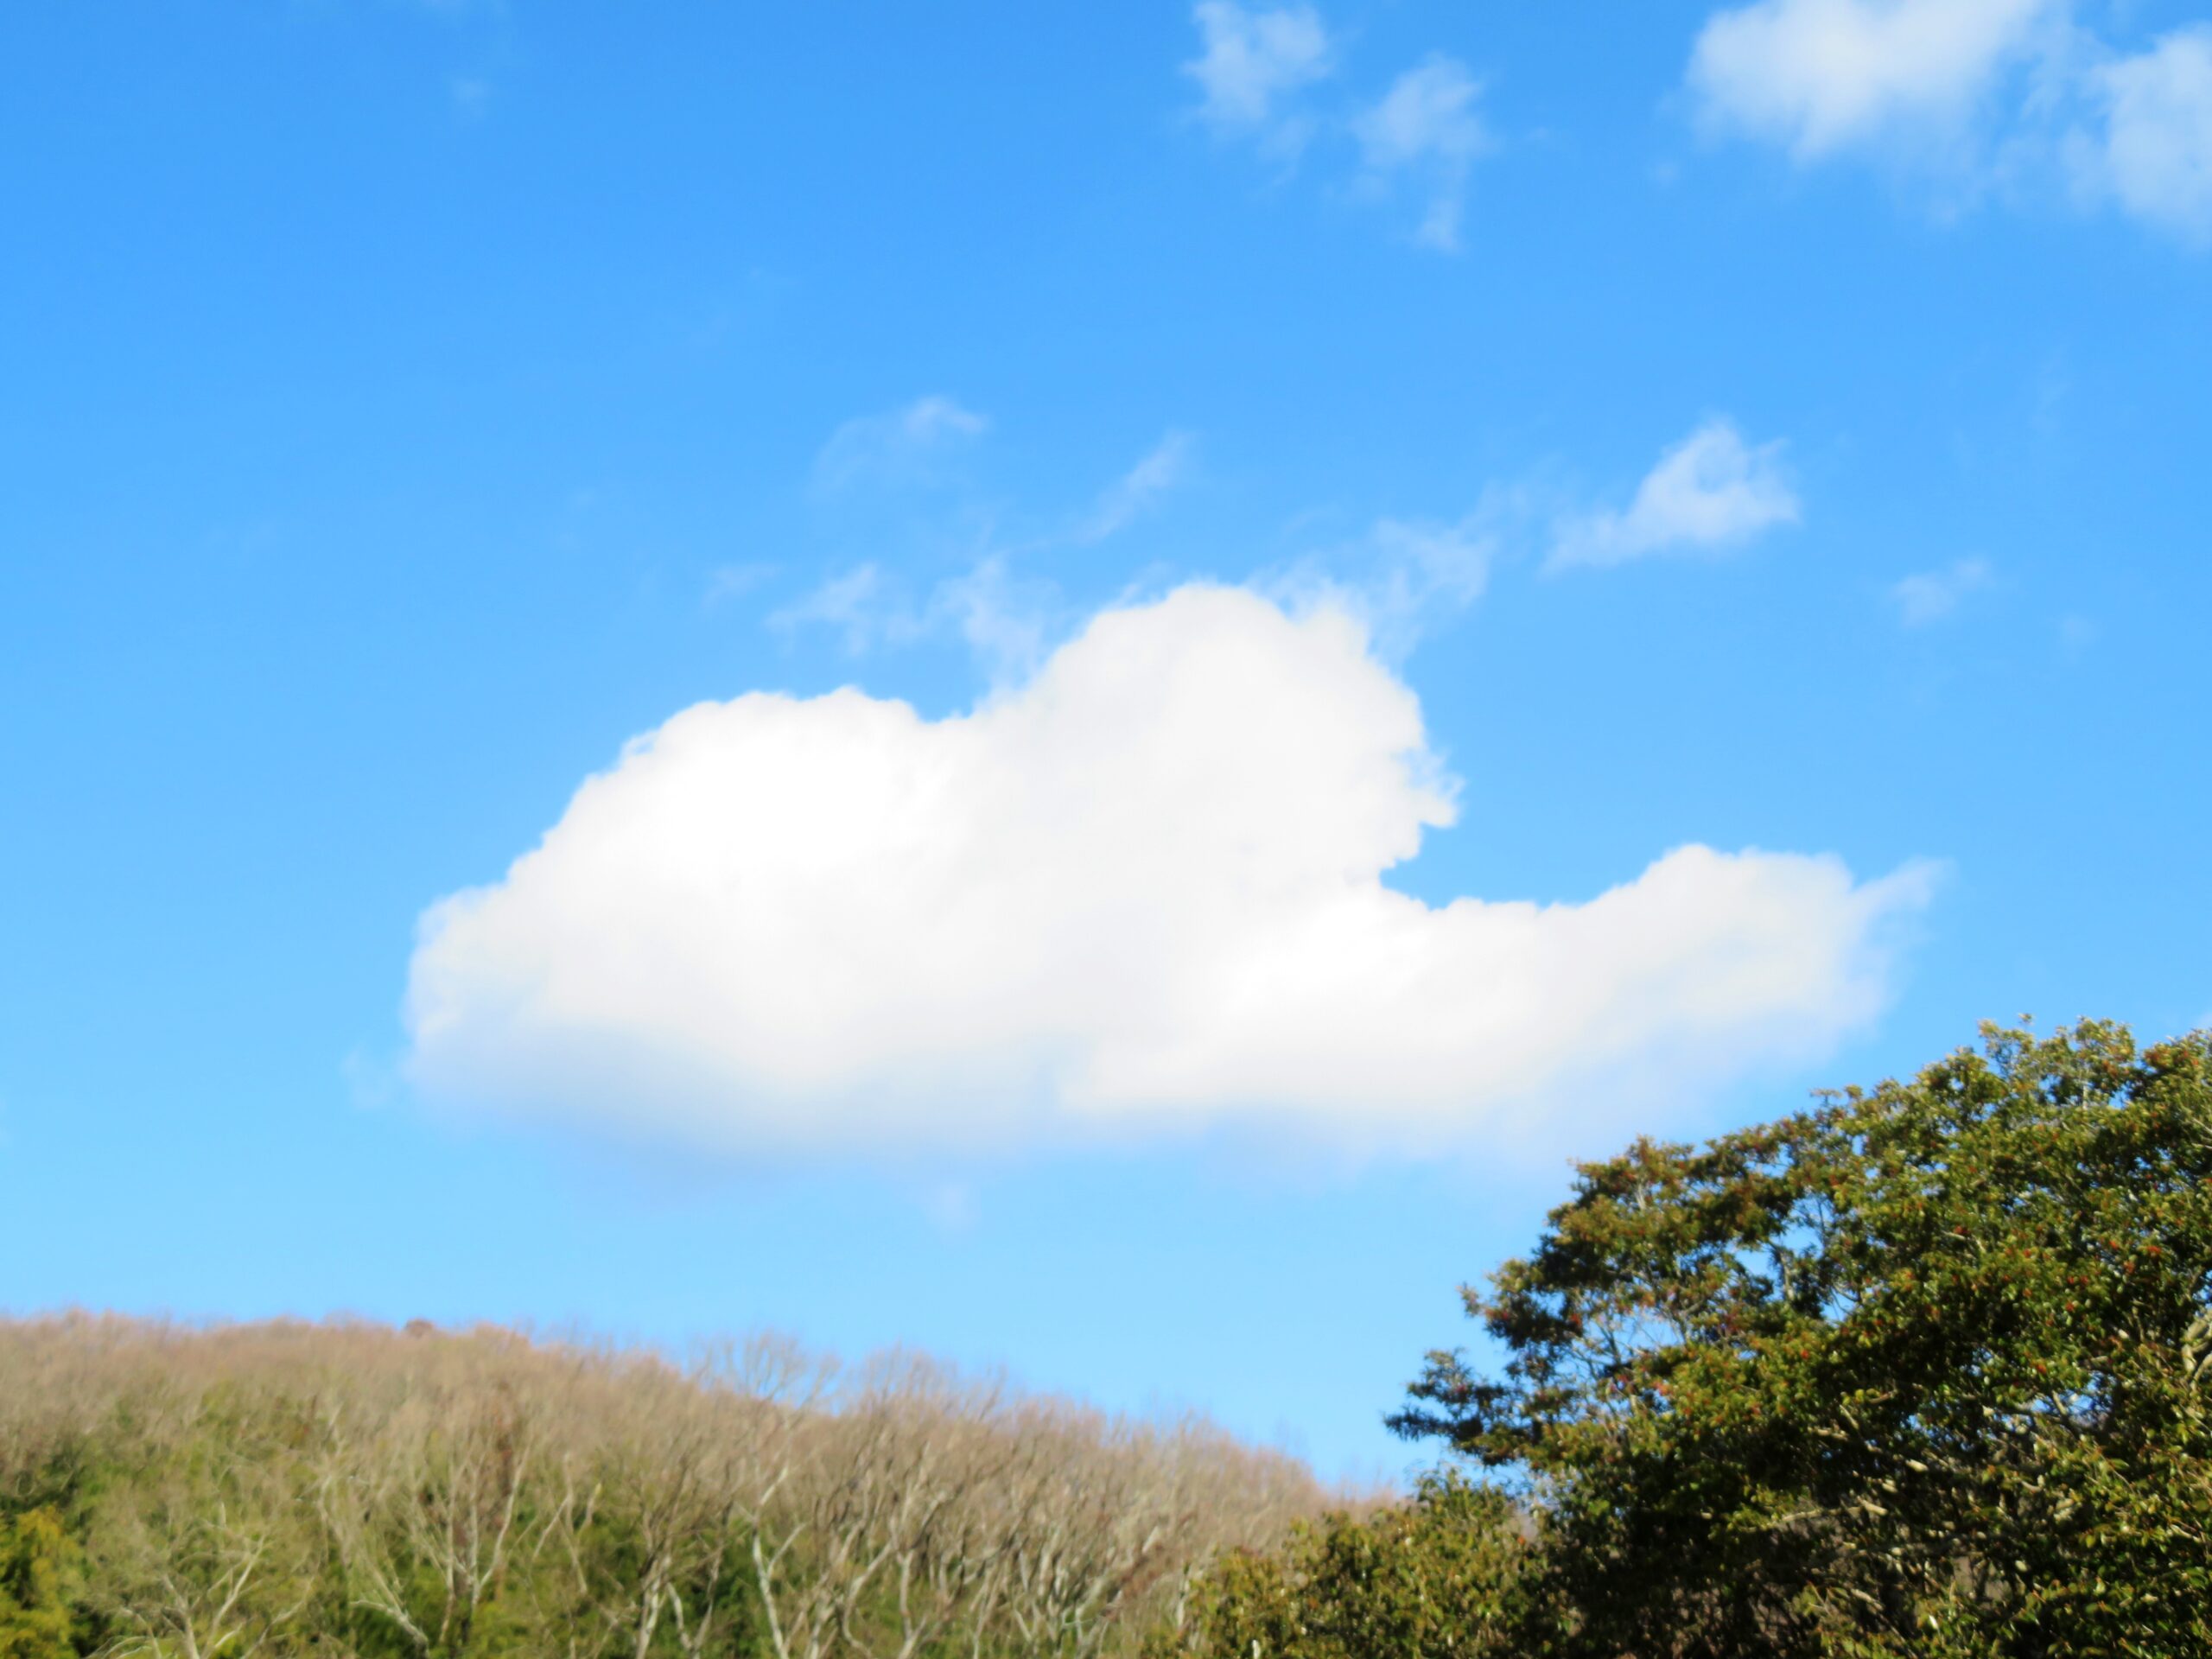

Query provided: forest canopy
[1169,1020,2212,1658]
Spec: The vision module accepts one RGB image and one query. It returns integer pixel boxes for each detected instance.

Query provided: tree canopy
[1389,1021,2212,1657]
[1154,1473,1530,1659]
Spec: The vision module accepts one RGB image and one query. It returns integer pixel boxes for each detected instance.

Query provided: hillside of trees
[5,1021,2209,1659]
[0,1319,1334,1659]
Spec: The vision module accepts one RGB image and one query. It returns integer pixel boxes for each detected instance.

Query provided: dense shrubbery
[1165,1021,2212,1658]
[0,1320,1330,1659]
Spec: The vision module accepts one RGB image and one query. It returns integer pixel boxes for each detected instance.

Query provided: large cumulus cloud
[405,586,1933,1155]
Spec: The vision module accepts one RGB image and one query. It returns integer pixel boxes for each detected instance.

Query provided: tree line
[5,1020,2208,1658]
[1161,1021,2212,1658]
[0,1318,1333,1659]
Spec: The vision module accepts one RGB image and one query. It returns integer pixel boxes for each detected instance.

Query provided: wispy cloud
[811,396,988,496]
[1264,502,1506,660]
[1076,432,1196,543]
[704,562,778,607]
[783,410,1802,685]
[769,556,1061,683]
[1355,55,1491,251]
[1688,0,2062,162]
[2084,27,2212,245]
[1549,419,1800,570]
[931,557,1062,683]
[1686,0,2212,243]
[1185,1,1335,154]
[1181,4,1502,251]
[1891,556,1994,626]
[778,417,1200,676]
[767,564,910,656]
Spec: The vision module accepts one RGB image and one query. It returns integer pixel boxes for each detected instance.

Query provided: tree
[0,1508,82,1659]
[1154,1474,1529,1659]
[1391,1021,2212,1657]
[0,1318,1330,1659]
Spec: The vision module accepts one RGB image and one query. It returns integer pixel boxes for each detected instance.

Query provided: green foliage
[0,1509,82,1659]
[1392,1020,2212,1657]
[1158,1473,1532,1659]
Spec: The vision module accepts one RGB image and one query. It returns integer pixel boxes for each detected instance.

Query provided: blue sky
[3,0,2209,1481]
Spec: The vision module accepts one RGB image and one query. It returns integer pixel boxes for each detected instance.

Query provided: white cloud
[1686,0,2212,244]
[1265,508,1501,660]
[1185,1,1335,149]
[776,425,1188,675]
[1077,432,1196,543]
[928,557,1060,683]
[1351,514,1493,620]
[2084,27,2212,242]
[1182,8,1497,252]
[1549,419,1800,570]
[1355,55,1490,250]
[812,397,988,495]
[767,564,912,656]
[1688,0,2063,158]
[768,557,1059,683]
[406,586,1931,1159]
[1891,556,1993,625]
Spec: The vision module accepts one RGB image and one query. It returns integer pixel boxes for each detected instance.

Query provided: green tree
[0,1507,83,1659]
[1392,1021,2212,1657]
[1157,1473,1531,1659]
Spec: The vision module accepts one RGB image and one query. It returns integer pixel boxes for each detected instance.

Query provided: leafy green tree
[1155,1473,1531,1659]
[1392,1021,2212,1657]
[0,1508,83,1659]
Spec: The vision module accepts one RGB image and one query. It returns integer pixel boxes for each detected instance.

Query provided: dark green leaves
[1393,1021,2212,1658]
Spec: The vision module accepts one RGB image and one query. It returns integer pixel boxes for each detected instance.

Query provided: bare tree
[315,1366,541,1656]
[87,1398,314,1659]
[0,1316,1340,1659]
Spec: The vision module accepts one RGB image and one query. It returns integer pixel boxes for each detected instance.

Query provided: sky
[3,0,2209,1483]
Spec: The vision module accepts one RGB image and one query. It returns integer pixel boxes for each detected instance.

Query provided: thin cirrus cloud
[1185,0,1335,151]
[778,412,1794,676]
[770,556,1061,685]
[404,585,1935,1161]
[1355,55,1491,251]
[1259,504,1505,664]
[767,564,912,657]
[1076,430,1197,543]
[1548,419,1800,570]
[1891,556,1994,625]
[1184,3,1492,251]
[1686,0,2212,242]
[811,396,988,495]
[772,422,1191,674]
